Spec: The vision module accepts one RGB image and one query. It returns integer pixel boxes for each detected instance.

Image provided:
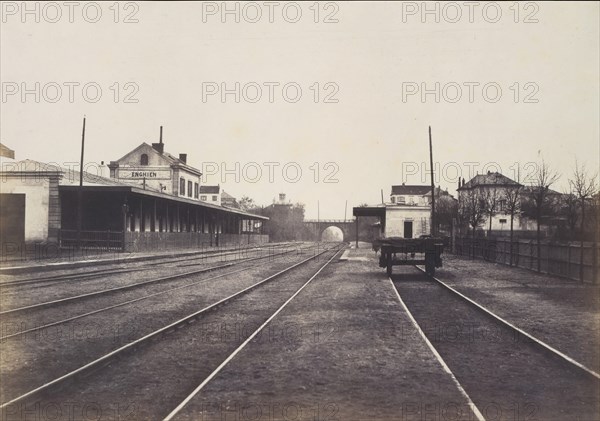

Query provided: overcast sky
[1,1,598,219]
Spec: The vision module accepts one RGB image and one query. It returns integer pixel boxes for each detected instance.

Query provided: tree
[483,187,500,236]
[459,188,486,257]
[503,184,521,265]
[527,158,560,272]
[570,161,598,280]
[571,161,598,239]
[434,195,458,235]
[561,188,579,237]
[256,202,309,241]
[238,196,255,212]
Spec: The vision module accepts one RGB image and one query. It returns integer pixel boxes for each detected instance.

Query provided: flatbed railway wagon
[372,236,444,276]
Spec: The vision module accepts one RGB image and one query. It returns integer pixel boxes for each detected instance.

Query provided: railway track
[0,243,344,414]
[0,243,321,341]
[390,266,600,421]
[0,242,299,289]
[0,243,312,315]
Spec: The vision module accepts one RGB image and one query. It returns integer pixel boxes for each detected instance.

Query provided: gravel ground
[175,247,474,421]
[0,247,321,404]
[3,246,342,420]
[0,243,304,310]
[395,266,599,421]
[432,254,600,373]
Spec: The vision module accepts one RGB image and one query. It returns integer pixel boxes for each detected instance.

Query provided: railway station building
[0,134,268,258]
[352,184,435,245]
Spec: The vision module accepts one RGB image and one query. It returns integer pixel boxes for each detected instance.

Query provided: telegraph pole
[76,116,86,251]
[429,125,436,237]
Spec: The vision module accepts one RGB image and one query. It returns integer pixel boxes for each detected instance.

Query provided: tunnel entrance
[321,226,344,242]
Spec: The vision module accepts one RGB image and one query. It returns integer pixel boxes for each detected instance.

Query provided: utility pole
[429,126,436,237]
[344,200,347,222]
[317,200,320,242]
[76,116,86,251]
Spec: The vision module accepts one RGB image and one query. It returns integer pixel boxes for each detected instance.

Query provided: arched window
[140,154,149,165]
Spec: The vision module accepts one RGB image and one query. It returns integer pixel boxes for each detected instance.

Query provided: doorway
[403,220,413,239]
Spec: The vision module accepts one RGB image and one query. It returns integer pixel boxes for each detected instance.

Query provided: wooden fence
[453,237,599,283]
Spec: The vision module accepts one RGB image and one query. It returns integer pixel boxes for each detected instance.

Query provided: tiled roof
[221,190,235,199]
[459,172,521,190]
[1,159,163,191]
[391,185,432,195]
[199,185,220,194]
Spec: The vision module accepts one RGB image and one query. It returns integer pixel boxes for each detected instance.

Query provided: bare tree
[570,161,598,280]
[571,161,598,238]
[561,188,579,236]
[527,158,560,272]
[503,184,521,265]
[484,187,500,236]
[459,188,486,257]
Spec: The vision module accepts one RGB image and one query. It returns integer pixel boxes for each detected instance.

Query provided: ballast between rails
[414,265,600,380]
[0,244,344,408]
[0,242,301,288]
[163,245,346,420]
[0,244,313,315]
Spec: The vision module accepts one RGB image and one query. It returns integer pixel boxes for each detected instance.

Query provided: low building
[199,185,221,205]
[0,132,269,257]
[352,184,434,240]
[221,190,238,208]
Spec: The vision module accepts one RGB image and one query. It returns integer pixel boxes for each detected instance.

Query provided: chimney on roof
[179,153,187,164]
[487,170,491,175]
[462,177,465,187]
[402,182,405,186]
[152,126,164,154]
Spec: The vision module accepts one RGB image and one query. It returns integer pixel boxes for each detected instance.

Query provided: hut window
[140,154,149,165]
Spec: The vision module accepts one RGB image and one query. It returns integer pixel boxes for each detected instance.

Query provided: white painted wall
[384,206,431,238]
[0,176,49,241]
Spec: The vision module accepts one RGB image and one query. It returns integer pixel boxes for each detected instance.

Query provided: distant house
[221,190,238,208]
[386,184,434,238]
[457,171,564,236]
[199,185,220,205]
[390,184,432,206]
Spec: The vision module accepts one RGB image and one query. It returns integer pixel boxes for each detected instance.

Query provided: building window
[212,195,218,201]
[398,196,406,204]
[179,178,185,195]
[499,199,506,212]
[140,154,148,165]
[200,195,207,201]
[194,183,199,199]
[391,196,396,203]
[187,181,192,197]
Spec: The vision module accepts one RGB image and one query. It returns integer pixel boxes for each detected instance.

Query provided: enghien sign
[118,168,171,180]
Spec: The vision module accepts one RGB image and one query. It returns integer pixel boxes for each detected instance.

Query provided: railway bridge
[303,219,356,242]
